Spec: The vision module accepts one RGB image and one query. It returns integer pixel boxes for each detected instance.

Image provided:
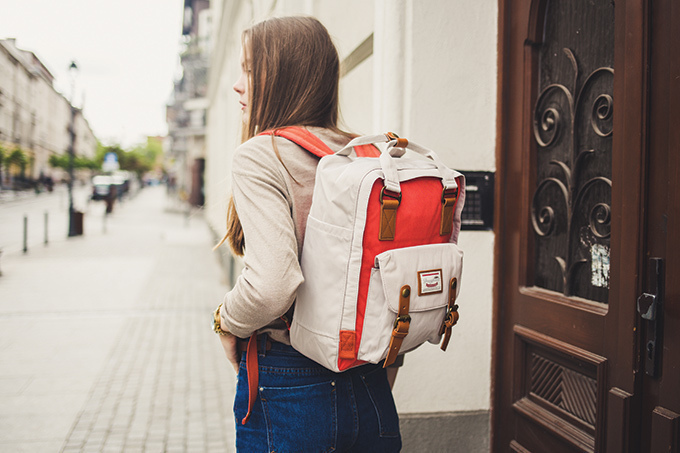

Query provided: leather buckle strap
[379,186,401,241]
[440,187,459,236]
[385,131,409,148]
[237,337,272,355]
[439,278,459,351]
[239,333,277,425]
[384,285,411,368]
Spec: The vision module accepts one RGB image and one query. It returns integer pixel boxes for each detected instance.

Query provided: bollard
[103,209,107,234]
[44,212,49,245]
[23,215,28,254]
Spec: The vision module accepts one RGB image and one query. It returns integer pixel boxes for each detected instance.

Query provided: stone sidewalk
[0,186,237,452]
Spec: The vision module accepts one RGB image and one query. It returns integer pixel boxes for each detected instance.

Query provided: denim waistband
[255,335,386,373]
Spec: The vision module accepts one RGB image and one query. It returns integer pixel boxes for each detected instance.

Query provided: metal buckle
[444,304,459,324]
[380,186,402,205]
[441,187,458,204]
[385,131,400,141]
[393,314,411,329]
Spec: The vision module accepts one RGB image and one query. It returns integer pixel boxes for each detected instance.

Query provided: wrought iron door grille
[530,0,614,303]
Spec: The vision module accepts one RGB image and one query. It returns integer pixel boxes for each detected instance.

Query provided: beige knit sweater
[220,127,354,344]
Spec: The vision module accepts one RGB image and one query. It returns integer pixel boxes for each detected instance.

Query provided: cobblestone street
[0,186,237,452]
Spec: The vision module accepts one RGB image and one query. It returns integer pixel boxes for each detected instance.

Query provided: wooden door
[636,1,680,451]
[493,0,679,451]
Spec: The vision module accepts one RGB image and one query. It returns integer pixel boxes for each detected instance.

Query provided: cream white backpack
[265,127,466,372]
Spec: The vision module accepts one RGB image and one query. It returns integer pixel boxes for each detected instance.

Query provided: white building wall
[75,114,97,160]
[32,75,54,178]
[0,40,97,182]
[373,0,497,414]
[54,95,71,157]
[0,48,14,145]
[13,63,31,149]
[205,0,497,420]
[204,0,250,231]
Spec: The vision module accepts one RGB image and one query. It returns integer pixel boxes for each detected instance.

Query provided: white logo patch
[418,269,443,295]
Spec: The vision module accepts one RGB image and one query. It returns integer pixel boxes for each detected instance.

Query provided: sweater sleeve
[220,139,304,338]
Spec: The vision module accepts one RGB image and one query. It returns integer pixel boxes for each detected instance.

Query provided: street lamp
[67,61,79,237]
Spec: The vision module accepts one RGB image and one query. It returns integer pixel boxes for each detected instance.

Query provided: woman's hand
[218,323,241,373]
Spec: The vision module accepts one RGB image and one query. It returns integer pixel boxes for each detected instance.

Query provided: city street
[0,186,237,452]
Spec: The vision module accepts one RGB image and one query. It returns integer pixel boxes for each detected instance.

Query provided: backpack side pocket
[357,243,464,363]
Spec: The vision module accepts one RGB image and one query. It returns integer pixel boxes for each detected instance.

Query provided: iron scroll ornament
[531,48,613,300]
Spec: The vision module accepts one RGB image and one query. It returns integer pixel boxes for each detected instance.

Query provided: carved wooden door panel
[494,0,679,451]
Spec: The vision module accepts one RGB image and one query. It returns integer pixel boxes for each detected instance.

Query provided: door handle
[636,258,664,377]
[637,292,657,320]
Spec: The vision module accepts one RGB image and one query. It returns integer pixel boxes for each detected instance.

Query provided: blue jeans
[234,338,402,452]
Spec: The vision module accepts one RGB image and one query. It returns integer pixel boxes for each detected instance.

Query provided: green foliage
[96,138,162,178]
[48,138,166,179]
[48,153,99,170]
[7,148,28,170]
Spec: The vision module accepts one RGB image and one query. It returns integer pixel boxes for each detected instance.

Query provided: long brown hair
[221,16,347,256]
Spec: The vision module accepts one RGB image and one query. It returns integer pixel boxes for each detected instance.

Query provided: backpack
[262,127,465,372]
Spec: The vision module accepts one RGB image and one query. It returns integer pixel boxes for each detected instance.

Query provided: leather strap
[379,187,401,241]
[384,285,411,368]
[237,337,272,355]
[439,278,460,351]
[241,333,259,425]
[259,127,380,158]
[440,186,459,236]
[355,142,381,157]
[386,131,409,148]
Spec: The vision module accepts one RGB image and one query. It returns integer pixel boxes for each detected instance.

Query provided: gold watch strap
[213,303,231,336]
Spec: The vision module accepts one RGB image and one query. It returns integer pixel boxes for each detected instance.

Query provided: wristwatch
[212,303,231,336]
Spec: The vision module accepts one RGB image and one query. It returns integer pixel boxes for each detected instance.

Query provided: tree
[97,142,158,179]
[48,154,99,171]
[7,148,28,176]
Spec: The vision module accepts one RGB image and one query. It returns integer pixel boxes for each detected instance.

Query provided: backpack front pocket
[357,242,464,364]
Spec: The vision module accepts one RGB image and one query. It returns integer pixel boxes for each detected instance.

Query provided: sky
[0,0,185,148]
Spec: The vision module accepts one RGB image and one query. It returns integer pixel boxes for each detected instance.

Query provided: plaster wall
[0,48,13,144]
[31,77,53,177]
[204,0,253,233]
[371,0,497,414]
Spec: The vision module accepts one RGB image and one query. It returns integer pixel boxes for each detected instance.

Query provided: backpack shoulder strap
[354,142,381,157]
[259,127,380,158]
[259,127,333,158]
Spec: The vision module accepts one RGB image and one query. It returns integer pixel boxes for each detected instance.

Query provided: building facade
[0,39,96,184]
[166,0,211,206]
[203,1,496,451]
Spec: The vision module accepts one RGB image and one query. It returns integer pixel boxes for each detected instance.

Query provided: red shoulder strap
[354,143,381,157]
[259,127,380,158]
[259,127,333,158]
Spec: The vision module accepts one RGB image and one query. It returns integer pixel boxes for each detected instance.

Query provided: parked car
[91,175,114,200]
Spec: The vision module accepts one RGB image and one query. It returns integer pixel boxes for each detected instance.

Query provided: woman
[212,16,402,452]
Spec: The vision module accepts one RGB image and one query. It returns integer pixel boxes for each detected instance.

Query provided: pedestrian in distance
[212,16,402,452]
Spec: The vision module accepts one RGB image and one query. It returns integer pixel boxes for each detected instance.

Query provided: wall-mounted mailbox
[460,171,494,231]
